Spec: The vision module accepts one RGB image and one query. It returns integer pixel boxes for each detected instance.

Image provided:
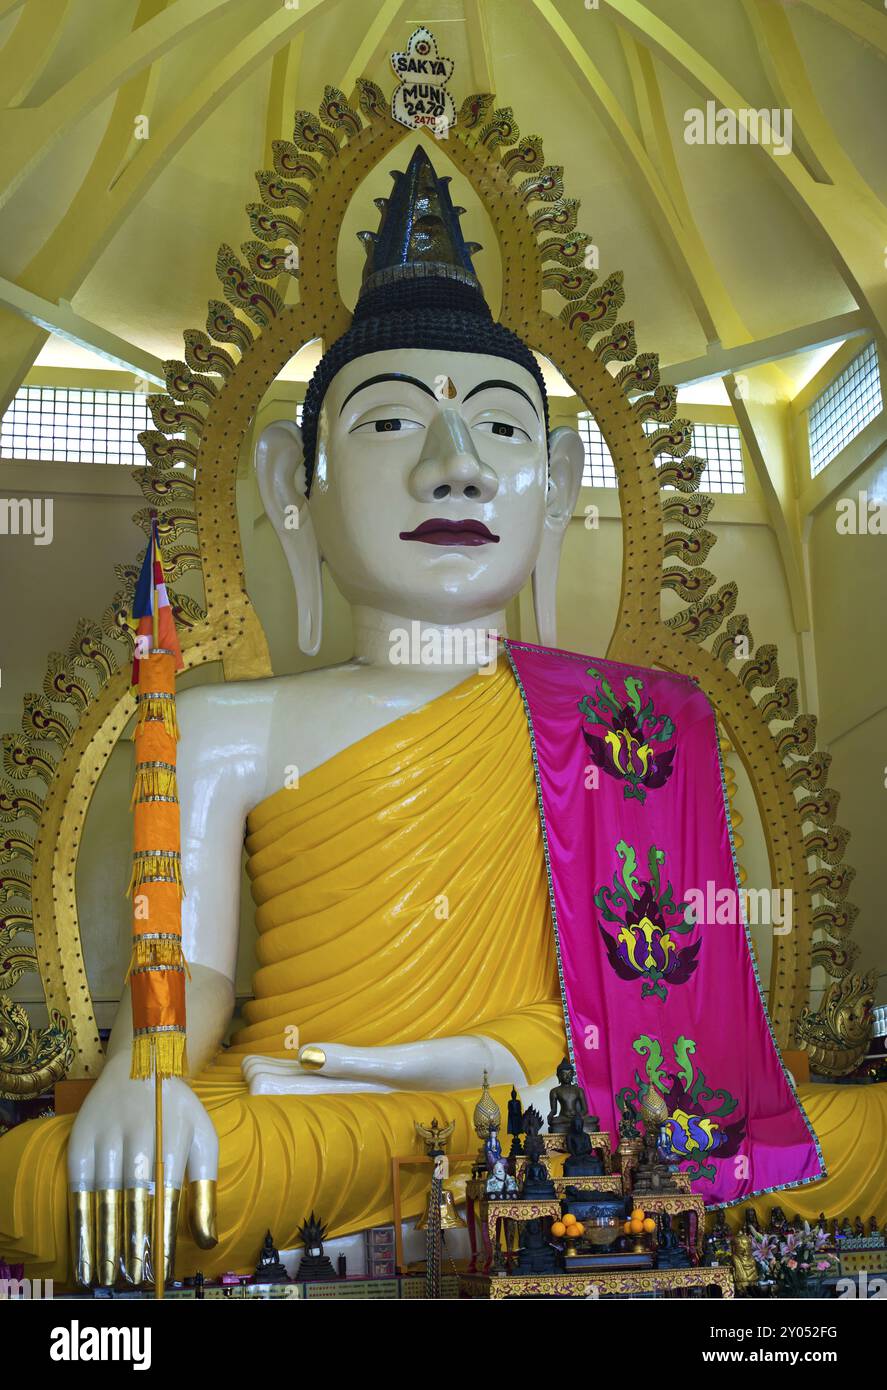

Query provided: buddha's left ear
[255,420,323,656]
[532,426,585,646]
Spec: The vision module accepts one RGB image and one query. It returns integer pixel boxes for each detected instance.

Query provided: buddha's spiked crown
[299,142,550,490]
[357,145,483,299]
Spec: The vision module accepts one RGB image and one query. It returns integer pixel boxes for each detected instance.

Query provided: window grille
[577,414,618,488]
[808,341,882,477]
[0,386,154,464]
[579,413,745,493]
[684,423,745,494]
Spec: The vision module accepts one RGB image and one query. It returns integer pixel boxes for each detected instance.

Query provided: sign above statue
[390,26,456,136]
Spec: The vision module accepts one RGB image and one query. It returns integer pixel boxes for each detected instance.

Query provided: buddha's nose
[408,408,499,503]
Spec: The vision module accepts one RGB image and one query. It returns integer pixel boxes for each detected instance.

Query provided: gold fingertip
[162,1185,181,1284]
[123,1186,151,1286]
[69,1189,96,1288]
[298,1044,326,1071]
[95,1188,122,1287]
[189,1178,218,1249]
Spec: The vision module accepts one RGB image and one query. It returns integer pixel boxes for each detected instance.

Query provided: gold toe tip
[298,1044,326,1071]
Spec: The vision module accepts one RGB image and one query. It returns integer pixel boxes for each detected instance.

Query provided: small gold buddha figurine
[731,1228,758,1294]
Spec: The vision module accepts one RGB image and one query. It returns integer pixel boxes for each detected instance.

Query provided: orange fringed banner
[127,517,186,1081]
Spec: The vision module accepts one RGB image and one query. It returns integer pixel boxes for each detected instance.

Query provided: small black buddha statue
[744,1205,760,1233]
[618,1094,641,1141]
[521,1154,556,1199]
[294,1213,337,1281]
[656,1212,688,1270]
[507,1086,524,1157]
[563,1113,604,1177]
[547,1057,600,1135]
[710,1212,732,1264]
[631,1118,681,1195]
[521,1105,556,1199]
[254,1230,290,1284]
[516,1218,561,1275]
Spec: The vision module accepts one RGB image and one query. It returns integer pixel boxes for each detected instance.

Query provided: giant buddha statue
[3,112,885,1291]
[0,147,584,1285]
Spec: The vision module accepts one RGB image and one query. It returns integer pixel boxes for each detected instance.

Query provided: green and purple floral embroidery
[596,840,699,1001]
[617,1035,746,1183]
[578,667,677,803]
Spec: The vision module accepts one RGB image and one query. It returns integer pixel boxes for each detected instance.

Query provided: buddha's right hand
[67,1051,219,1288]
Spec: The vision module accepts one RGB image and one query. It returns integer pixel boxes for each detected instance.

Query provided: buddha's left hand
[242,1035,531,1096]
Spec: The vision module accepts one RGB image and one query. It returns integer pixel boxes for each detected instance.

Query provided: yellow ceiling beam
[0,0,166,409]
[616,29,658,164]
[744,0,880,196]
[0,0,69,107]
[337,0,412,98]
[264,33,305,305]
[0,274,166,382]
[658,309,867,387]
[529,0,751,350]
[600,0,887,353]
[616,30,749,347]
[0,0,340,410]
[264,35,304,168]
[0,0,253,211]
[740,0,831,186]
[799,0,887,57]
[106,0,337,232]
[728,372,811,635]
[105,0,170,191]
[465,0,494,94]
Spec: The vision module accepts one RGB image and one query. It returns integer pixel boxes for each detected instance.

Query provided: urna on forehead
[322,346,547,421]
[300,144,550,492]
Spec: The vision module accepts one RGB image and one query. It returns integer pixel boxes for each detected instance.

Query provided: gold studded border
[2,83,861,1083]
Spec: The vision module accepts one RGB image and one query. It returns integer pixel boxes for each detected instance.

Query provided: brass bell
[416,1187,467,1232]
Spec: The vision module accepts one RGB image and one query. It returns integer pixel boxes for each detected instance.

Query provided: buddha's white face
[307,348,549,622]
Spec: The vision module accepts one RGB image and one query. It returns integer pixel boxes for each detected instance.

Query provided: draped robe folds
[0,648,884,1282]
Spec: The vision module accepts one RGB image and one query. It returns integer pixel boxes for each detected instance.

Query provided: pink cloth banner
[505,638,824,1207]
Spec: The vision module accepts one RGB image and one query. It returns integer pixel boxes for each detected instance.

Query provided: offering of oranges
[553,1211,585,1241]
[624,1206,657,1240]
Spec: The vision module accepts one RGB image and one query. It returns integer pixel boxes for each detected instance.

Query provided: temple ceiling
[0,0,884,401]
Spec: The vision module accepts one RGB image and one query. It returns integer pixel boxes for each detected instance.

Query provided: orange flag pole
[127,516,186,1300]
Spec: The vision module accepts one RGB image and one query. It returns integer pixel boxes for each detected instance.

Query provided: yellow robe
[0,664,885,1283]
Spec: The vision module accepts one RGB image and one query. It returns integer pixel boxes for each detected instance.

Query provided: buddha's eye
[475,420,532,443]
[350,417,424,435]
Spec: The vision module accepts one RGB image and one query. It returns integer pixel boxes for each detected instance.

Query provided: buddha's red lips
[399,518,500,546]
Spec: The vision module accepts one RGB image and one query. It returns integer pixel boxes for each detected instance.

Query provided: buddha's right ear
[254,420,323,656]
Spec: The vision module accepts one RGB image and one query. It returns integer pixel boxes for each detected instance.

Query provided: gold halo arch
[0,80,868,1089]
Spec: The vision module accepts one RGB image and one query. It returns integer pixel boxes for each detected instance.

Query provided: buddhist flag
[127,516,187,1080]
[129,516,183,684]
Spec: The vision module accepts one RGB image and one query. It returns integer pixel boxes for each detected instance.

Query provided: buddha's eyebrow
[462,379,539,418]
[339,373,437,415]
